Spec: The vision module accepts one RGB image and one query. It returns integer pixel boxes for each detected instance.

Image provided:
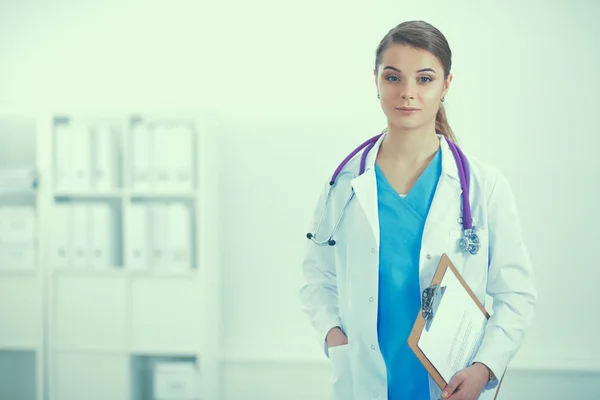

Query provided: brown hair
[375,20,457,143]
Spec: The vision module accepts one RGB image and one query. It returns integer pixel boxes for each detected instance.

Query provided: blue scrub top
[375,148,442,400]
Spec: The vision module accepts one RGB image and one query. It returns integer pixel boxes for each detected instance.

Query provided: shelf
[0,344,41,352]
[51,267,196,280]
[51,267,126,278]
[37,113,217,400]
[53,190,124,199]
[131,349,200,357]
[52,190,198,200]
[52,348,200,357]
[128,191,197,200]
[126,269,197,279]
[53,347,129,355]
[0,267,37,276]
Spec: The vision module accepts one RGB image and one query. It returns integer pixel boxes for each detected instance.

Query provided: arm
[471,171,538,390]
[298,180,344,357]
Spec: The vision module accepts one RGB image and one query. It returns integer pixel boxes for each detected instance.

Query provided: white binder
[152,125,171,191]
[54,124,74,191]
[169,125,194,191]
[71,123,92,191]
[71,203,89,267]
[91,125,117,191]
[0,243,36,269]
[131,124,152,192]
[0,206,36,244]
[168,203,191,270]
[126,203,149,270]
[52,203,72,268]
[149,203,168,269]
[0,167,38,196]
[89,203,114,268]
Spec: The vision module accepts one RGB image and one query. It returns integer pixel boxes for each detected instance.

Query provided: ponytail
[435,104,457,144]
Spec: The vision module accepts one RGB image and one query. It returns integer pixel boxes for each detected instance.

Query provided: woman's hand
[326,327,348,348]
[441,362,490,400]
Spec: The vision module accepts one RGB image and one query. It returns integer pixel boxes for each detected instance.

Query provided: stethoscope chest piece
[459,229,480,255]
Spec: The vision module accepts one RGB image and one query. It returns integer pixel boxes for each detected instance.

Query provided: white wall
[1,0,599,398]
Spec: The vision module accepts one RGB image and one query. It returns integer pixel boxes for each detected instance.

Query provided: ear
[441,72,453,100]
[373,68,380,95]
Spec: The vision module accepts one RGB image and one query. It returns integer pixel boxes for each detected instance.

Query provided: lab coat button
[371,344,375,350]
[426,254,432,260]
[371,248,376,253]
[369,296,374,302]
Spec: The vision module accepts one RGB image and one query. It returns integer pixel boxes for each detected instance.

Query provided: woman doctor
[299,20,537,400]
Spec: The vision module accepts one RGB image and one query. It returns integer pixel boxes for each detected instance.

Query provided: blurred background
[0,0,598,399]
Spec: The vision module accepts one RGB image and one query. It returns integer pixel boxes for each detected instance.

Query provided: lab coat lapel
[351,169,380,246]
[350,134,385,248]
[422,136,463,240]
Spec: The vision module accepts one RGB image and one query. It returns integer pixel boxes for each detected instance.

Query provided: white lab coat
[299,134,537,400]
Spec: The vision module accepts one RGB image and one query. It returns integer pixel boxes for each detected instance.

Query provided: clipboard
[407,253,506,399]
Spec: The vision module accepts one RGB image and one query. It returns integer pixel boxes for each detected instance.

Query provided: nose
[400,81,416,100]
[401,89,415,100]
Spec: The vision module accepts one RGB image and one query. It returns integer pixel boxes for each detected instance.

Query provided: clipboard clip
[421,284,447,332]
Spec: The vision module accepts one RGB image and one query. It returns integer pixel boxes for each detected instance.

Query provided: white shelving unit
[0,113,221,400]
[0,117,43,400]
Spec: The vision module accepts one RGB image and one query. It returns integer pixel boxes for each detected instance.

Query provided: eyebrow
[383,66,437,74]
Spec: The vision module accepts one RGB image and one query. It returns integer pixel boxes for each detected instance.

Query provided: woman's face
[374,44,452,132]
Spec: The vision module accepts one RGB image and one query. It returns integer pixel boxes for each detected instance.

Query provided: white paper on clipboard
[417,267,488,383]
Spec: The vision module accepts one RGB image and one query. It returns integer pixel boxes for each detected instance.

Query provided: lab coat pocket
[328,344,353,400]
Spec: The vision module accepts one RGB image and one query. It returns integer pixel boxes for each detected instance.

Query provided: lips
[396,107,420,111]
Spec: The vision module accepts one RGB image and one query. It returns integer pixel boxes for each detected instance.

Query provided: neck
[379,124,440,164]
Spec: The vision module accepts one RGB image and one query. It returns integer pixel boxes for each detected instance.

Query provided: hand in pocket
[326,327,348,348]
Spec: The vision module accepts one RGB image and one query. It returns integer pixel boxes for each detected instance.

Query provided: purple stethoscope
[306,131,480,255]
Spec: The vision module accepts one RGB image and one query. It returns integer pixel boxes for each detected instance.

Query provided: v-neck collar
[374,148,441,201]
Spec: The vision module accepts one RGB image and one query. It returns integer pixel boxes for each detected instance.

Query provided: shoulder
[462,150,512,204]
[320,140,369,184]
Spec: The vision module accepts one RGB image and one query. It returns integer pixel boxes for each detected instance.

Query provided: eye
[385,75,400,82]
[419,76,433,83]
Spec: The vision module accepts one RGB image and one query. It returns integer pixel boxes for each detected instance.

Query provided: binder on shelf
[71,203,89,267]
[152,125,171,190]
[91,125,117,191]
[0,206,36,244]
[54,124,75,191]
[168,125,195,191]
[0,243,36,269]
[131,124,152,192]
[168,203,192,270]
[0,168,38,197]
[126,203,149,270]
[51,203,72,268]
[89,203,115,268]
[149,203,168,269]
[70,123,92,191]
